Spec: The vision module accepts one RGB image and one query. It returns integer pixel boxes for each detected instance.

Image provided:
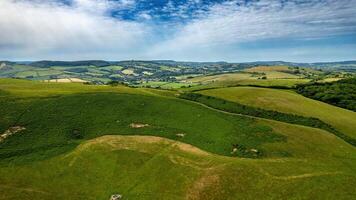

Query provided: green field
[0,79,355,199]
[199,87,356,140]
[229,78,310,87]
[184,72,311,90]
[137,81,198,89]
[0,131,355,199]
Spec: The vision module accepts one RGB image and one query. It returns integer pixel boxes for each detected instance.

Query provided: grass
[0,65,37,77]
[137,81,168,88]
[1,79,356,199]
[99,65,123,71]
[0,92,284,159]
[178,78,311,94]
[185,72,310,90]
[0,134,355,200]
[0,78,150,97]
[244,66,292,72]
[181,93,335,130]
[36,69,63,77]
[162,82,198,89]
[122,69,135,75]
[188,72,254,83]
[232,78,310,87]
[137,81,198,89]
[318,77,343,82]
[263,71,300,79]
[179,92,356,146]
[0,79,288,159]
[199,87,356,140]
[244,66,301,79]
[15,71,38,78]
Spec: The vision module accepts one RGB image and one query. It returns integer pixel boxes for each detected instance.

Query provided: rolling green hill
[198,87,356,140]
[0,79,355,199]
[0,132,355,200]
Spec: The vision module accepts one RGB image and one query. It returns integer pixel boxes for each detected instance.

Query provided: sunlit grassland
[0,134,355,200]
[0,79,355,200]
[199,87,356,140]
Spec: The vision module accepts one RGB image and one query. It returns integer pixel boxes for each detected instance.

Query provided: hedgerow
[180,92,356,146]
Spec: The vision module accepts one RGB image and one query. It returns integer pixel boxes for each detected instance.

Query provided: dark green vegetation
[0,84,287,161]
[297,78,356,111]
[179,92,356,146]
[1,76,356,200]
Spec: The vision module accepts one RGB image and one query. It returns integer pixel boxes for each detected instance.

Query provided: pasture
[199,87,356,140]
[0,132,355,200]
[0,79,355,200]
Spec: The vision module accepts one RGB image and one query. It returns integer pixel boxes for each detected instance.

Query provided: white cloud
[150,0,356,56]
[0,0,355,61]
[0,0,147,60]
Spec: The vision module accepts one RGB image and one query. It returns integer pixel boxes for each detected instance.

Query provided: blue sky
[0,0,356,62]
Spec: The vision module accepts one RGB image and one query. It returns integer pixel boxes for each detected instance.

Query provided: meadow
[199,87,356,140]
[0,79,355,199]
[178,92,352,146]
[0,79,289,160]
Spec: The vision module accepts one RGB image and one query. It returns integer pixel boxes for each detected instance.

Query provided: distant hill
[241,60,356,68]
[6,59,356,69]
[29,60,112,68]
[0,61,16,65]
[1,59,355,84]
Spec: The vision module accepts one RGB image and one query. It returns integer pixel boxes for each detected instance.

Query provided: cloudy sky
[1,0,356,62]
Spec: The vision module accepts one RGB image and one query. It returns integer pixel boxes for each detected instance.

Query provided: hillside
[198,87,356,140]
[2,0,356,198]
[0,79,356,199]
[1,133,355,200]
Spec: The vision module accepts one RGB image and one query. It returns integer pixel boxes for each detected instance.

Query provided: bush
[296,78,356,111]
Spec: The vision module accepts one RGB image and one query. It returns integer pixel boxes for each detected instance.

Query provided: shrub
[296,78,356,111]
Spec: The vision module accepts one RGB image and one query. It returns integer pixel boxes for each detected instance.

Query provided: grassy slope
[137,81,198,89]
[199,87,356,140]
[0,93,284,159]
[188,73,255,83]
[0,134,355,200]
[245,66,292,72]
[185,72,310,91]
[232,78,310,87]
[0,79,356,199]
[0,79,288,159]
[0,79,147,97]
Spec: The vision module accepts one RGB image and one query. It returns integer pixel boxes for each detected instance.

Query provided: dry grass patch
[245,66,290,72]
[72,135,210,156]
